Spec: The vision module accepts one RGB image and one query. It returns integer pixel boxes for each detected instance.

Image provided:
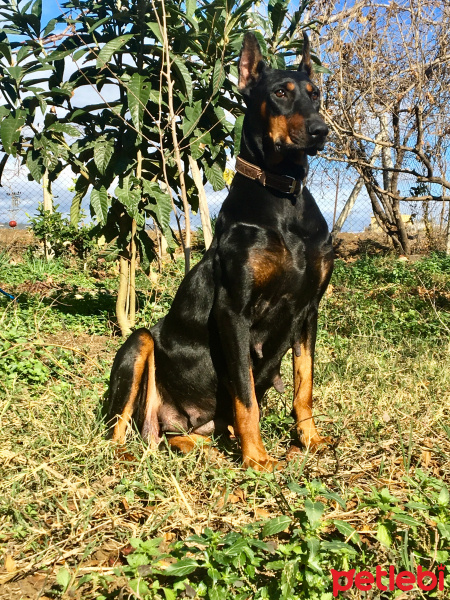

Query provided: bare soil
[1,227,445,263]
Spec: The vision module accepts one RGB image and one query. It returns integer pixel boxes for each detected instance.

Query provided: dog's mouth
[273,133,327,157]
[305,134,327,155]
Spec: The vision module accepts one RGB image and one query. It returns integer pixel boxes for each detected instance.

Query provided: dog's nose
[308,121,328,138]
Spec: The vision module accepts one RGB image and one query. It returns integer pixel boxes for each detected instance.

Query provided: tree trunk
[333,131,384,235]
[42,168,53,260]
[116,254,132,337]
[189,155,213,250]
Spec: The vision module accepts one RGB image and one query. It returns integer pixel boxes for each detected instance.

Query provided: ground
[0,231,449,599]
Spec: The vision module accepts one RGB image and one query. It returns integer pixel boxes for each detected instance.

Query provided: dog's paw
[307,435,332,450]
[287,436,331,462]
[243,455,282,472]
[299,432,331,451]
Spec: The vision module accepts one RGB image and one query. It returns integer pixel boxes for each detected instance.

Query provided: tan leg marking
[168,434,211,454]
[112,396,136,445]
[141,336,162,449]
[292,344,327,449]
[112,335,159,445]
[234,369,279,471]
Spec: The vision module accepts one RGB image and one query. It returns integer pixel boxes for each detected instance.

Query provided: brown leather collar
[235,156,303,196]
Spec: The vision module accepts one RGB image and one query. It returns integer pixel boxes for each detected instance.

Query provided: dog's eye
[311,91,319,101]
[275,89,286,98]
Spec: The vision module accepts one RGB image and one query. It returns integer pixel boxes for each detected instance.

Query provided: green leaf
[376,522,393,547]
[1,111,26,156]
[96,34,133,69]
[171,55,193,102]
[127,73,152,133]
[148,22,163,45]
[90,186,109,224]
[203,161,226,191]
[26,151,44,182]
[379,488,399,504]
[262,515,292,537]
[268,0,287,39]
[87,16,111,34]
[16,45,29,64]
[182,101,202,139]
[94,138,114,175]
[287,481,309,496]
[224,537,249,557]
[129,578,150,597]
[43,18,57,37]
[321,540,357,555]
[281,560,298,600]
[47,47,74,61]
[163,589,176,600]
[392,513,422,528]
[333,520,361,543]
[437,523,450,540]
[185,0,196,19]
[56,567,71,592]
[212,59,225,94]
[404,501,429,510]
[0,41,12,65]
[143,180,173,246]
[438,486,449,506]
[307,538,323,573]
[6,65,24,83]
[312,64,332,75]
[322,491,346,509]
[32,0,42,19]
[163,558,198,577]
[137,229,156,271]
[47,123,80,137]
[233,114,244,156]
[115,176,142,224]
[304,499,324,529]
[70,192,82,227]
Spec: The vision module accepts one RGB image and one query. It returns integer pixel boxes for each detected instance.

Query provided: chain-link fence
[1,153,448,246]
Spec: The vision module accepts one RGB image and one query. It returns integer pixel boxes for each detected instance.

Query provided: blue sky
[42,0,65,23]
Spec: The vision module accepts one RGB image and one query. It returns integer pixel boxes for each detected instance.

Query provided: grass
[0,249,449,599]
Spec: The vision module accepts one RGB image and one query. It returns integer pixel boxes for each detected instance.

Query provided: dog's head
[238,32,328,167]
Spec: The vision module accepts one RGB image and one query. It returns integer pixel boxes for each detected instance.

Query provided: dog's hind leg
[107,328,161,446]
[167,434,211,454]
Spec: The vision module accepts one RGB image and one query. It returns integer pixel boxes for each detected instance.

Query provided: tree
[314,0,450,253]
[0,0,319,334]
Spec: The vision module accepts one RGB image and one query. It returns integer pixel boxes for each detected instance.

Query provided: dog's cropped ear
[238,32,265,90]
[298,32,312,77]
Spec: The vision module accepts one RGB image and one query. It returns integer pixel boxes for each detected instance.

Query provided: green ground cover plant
[0,249,449,599]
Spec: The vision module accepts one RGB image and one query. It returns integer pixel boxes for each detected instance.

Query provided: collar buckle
[286,176,298,194]
[257,170,266,186]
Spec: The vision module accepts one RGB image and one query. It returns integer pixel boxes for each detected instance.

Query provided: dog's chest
[248,231,326,299]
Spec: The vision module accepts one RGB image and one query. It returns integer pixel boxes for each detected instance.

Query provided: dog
[107,32,334,471]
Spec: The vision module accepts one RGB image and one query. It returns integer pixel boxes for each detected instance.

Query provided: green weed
[0,252,449,599]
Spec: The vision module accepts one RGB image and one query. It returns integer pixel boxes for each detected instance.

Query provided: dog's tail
[107,328,161,446]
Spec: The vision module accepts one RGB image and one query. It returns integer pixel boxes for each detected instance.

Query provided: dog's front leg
[214,300,278,471]
[292,311,328,450]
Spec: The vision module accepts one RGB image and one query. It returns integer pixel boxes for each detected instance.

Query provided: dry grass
[0,251,449,599]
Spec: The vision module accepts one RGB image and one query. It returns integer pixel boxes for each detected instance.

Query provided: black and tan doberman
[107,32,334,471]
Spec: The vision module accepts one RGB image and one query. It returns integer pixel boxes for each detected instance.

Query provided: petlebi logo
[331,564,446,596]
